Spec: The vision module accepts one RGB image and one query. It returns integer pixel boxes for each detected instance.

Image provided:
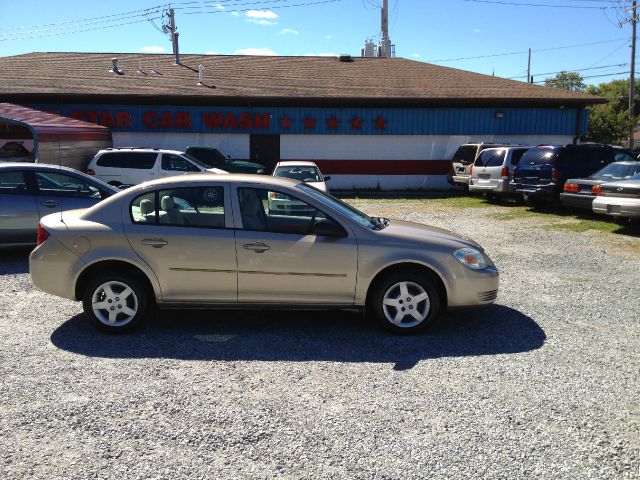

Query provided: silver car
[0,163,117,246]
[30,175,499,334]
[468,147,530,196]
[592,173,640,221]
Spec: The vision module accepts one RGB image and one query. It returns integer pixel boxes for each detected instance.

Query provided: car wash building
[0,52,603,190]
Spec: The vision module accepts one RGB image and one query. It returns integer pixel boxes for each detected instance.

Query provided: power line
[460,0,624,8]
[427,37,628,63]
[179,0,344,15]
[533,70,631,83]
[508,62,629,79]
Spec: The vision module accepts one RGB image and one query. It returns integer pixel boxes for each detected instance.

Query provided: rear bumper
[469,178,510,193]
[512,183,558,201]
[29,238,79,301]
[452,174,470,185]
[559,192,595,210]
[592,197,640,217]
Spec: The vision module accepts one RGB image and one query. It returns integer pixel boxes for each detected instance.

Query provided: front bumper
[443,254,500,308]
[559,192,595,210]
[592,197,640,218]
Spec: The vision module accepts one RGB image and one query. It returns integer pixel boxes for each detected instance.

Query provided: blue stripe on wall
[30,104,587,136]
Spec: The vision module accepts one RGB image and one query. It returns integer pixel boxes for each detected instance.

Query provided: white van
[85,148,227,186]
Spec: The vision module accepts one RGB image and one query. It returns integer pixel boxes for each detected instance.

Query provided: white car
[270,161,330,213]
[85,148,227,187]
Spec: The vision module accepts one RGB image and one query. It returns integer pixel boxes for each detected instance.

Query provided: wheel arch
[74,259,158,302]
[365,261,448,311]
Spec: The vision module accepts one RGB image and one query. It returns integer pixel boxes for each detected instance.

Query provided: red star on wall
[280,116,293,129]
[374,116,387,130]
[303,116,317,129]
[327,116,340,130]
[350,116,363,130]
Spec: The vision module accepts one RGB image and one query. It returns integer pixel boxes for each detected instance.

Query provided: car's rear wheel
[369,271,441,334]
[82,274,149,333]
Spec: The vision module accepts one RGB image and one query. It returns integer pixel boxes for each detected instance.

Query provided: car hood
[306,181,327,192]
[375,219,482,251]
[600,178,640,189]
[230,160,264,169]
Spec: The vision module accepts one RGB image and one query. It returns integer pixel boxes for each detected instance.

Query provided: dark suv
[511,144,636,205]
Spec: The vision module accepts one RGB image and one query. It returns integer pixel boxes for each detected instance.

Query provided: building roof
[0,52,604,107]
[0,102,110,141]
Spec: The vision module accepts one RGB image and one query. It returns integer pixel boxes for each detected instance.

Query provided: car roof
[0,162,82,173]
[275,161,319,167]
[98,148,184,155]
[125,173,300,191]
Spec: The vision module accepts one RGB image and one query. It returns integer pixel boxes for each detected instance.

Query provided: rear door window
[452,145,477,164]
[485,150,506,167]
[97,152,157,169]
[0,170,28,194]
[521,148,558,165]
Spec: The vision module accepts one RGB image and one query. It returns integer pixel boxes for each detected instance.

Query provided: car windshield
[182,153,211,170]
[297,183,381,229]
[275,166,323,182]
[590,162,640,180]
[520,148,558,165]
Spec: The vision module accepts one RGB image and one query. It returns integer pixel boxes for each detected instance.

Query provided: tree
[544,71,586,92]
[584,78,640,144]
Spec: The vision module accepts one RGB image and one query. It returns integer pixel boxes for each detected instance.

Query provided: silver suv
[451,143,511,188]
[469,147,530,196]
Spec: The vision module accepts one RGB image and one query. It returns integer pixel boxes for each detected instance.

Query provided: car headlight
[453,247,488,270]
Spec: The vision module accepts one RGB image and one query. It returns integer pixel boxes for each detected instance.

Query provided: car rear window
[452,145,477,164]
[474,149,505,167]
[97,152,157,169]
[520,148,558,165]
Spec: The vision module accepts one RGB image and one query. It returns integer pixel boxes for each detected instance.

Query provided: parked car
[511,144,637,206]
[30,174,498,335]
[85,148,227,187]
[560,161,640,210]
[269,161,330,214]
[0,141,34,163]
[451,143,517,189]
[468,146,530,197]
[592,173,640,222]
[185,146,265,174]
[0,163,117,246]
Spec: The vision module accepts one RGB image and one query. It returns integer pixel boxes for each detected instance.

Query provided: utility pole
[168,8,180,65]
[527,48,532,83]
[379,0,392,57]
[630,1,637,148]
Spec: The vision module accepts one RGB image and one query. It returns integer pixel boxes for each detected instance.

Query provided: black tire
[523,194,540,208]
[368,270,441,335]
[82,273,150,333]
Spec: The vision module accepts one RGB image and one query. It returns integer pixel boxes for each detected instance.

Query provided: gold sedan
[30,174,499,334]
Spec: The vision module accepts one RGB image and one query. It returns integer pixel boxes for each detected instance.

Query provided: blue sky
[0,0,636,85]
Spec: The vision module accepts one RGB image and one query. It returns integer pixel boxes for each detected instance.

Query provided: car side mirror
[313,218,346,237]
[324,176,332,181]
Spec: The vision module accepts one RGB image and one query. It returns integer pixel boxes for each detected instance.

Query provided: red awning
[0,102,110,141]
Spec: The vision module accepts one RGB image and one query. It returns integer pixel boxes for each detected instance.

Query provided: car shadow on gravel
[50,304,545,370]
[0,247,31,274]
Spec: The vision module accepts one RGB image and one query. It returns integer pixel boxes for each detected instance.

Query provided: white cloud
[474,28,480,33]
[213,3,224,9]
[278,28,299,35]
[411,53,420,58]
[230,11,240,16]
[325,35,332,39]
[206,51,219,55]
[245,10,278,19]
[235,47,278,56]
[139,45,165,53]
[247,19,277,25]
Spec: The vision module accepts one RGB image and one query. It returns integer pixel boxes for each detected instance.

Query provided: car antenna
[58,132,64,225]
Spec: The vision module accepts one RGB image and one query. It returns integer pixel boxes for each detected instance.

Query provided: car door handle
[243,242,270,252]
[141,238,168,248]
[40,200,60,208]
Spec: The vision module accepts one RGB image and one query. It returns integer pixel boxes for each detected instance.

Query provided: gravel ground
[0,199,639,479]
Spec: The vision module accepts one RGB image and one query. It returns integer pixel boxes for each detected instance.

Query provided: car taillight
[501,166,509,178]
[84,168,96,176]
[592,184,603,196]
[551,167,559,182]
[564,183,579,192]
[36,224,49,245]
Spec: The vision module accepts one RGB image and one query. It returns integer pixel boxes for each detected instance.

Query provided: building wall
[113,131,573,190]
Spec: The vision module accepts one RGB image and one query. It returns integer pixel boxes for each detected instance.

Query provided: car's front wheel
[369,271,441,334]
[82,274,150,333]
